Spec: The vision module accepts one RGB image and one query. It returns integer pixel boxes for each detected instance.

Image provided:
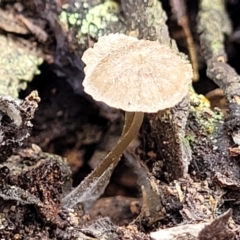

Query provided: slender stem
[62,111,144,208]
[88,111,144,178]
[121,112,135,137]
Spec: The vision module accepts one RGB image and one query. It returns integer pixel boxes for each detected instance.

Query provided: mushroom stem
[89,111,144,179]
[121,111,135,137]
[62,112,144,209]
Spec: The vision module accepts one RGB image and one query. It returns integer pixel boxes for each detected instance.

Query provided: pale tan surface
[82,33,193,113]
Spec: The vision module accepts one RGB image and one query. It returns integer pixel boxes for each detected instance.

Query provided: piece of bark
[148,96,191,182]
[150,210,234,240]
[0,91,40,162]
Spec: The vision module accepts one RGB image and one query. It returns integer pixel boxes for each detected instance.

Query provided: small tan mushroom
[83,33,192,112]
[81,33,193,186]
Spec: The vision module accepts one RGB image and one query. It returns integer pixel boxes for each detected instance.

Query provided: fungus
[82,33,192,178]
[63,33,192,209]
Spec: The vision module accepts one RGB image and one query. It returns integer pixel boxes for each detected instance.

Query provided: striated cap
[82,33,193,113]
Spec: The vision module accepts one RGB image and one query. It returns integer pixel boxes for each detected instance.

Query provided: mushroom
[81,33,193,180]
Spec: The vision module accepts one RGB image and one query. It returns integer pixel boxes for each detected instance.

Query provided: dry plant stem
[170,0,199,81]
[180,17,199,81]
[17,15,48,42]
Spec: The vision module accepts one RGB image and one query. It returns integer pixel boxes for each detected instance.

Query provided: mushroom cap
[82,33,193,113]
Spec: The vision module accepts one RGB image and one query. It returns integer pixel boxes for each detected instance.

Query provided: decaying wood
[0,0,240,239]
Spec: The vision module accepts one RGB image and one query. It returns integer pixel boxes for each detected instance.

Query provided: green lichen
[198,0,232,59]
[59,0,120,42]
[185,134,195,144]
[189,89,224,135]
[80,1,119,38]
[0,35,43,98]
